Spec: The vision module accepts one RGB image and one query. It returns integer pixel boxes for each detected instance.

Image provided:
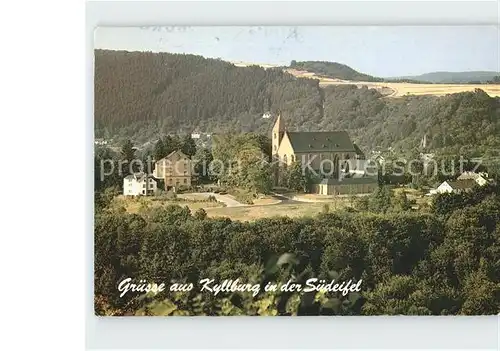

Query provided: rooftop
[287,131,356,153]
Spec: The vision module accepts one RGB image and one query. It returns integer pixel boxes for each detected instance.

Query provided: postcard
[93,26,500,316]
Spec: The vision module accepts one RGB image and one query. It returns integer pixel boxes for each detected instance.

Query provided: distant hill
[392,71,500,84]
[94,50,324,142]
[289,60,384,82]
[289,61,500,85]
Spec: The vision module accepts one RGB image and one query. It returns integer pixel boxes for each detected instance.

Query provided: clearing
[229,62,500,97]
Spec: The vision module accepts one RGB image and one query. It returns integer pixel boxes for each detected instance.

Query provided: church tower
[272,113,286,157]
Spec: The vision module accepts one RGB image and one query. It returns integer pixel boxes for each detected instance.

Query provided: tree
[394,190,411,211]
[362,275,432,315]
[121,139,135,162]
[121,139,137,175]
[163,135,177,156]
[288,162,310,192]
[154,137,165,161]
[181,135,197,157]
[193,147,214,182]
[460,266,499,315]
[194,208,207,220]
[368,186,393,213]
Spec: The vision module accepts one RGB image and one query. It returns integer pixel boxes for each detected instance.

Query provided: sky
[94,26,499,77]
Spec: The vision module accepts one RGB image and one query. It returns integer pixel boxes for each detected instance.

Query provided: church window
[274,133,277,139]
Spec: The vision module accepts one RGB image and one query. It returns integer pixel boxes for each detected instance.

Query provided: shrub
[165,190,177,200]
[207,195,217,202]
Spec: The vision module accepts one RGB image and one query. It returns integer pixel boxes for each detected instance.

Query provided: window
[274,133,277,139]
[168,178,172,184]
[183,179,187,184]
[184,170,188,175]
[142,184,146,188]
[291,155,295,162]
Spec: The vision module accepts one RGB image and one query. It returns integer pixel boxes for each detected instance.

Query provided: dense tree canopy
[94,183,500,316]
[290,60,384,82]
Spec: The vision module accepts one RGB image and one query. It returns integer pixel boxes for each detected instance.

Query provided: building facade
[153,150,193,190]
[312,177,379,196]
[123,172,157,196]
[271,115,377,195]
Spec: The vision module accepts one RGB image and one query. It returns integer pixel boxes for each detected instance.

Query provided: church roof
[287,131,356,153]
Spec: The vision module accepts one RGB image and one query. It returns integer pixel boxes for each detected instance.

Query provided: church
[271,114,378,195]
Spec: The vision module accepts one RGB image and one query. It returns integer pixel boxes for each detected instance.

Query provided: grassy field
[230,62,500,97]
[113,195,223,214]
[205,199,350,221]
[284,68,500,97]
[113,188,430,221]
[112,194,351,221]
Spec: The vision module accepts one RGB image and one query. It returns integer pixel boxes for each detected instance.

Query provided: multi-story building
[153,150,193,191]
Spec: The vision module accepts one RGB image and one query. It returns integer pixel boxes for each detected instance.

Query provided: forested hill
[95,50,500,156]
[321,85,500,156]
[94,49,323,140]
[289,60,384,82]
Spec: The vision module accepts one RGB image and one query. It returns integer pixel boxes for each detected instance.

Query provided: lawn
[113,195,224,214]
[205,200,350,221]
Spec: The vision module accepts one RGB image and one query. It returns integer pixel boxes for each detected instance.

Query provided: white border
[86,1,500,350]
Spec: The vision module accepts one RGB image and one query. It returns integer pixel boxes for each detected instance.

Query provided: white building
[435,179,476,194]
[123,173,157,196]
[94,138,108,146]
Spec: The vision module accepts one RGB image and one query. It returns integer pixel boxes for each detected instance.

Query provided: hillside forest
[95,50,500,160]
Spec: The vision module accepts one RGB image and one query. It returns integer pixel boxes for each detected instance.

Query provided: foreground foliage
[94,184,500,316]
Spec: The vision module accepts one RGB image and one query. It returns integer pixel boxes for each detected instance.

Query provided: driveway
[270,192,301,204]
[177,192,245,207]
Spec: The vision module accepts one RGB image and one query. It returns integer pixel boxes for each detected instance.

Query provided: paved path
[178,192,288,208]
[177,192,245,207]
[270,192,300,204]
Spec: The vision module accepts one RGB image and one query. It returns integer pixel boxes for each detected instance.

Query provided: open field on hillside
[229,62,500,97]
[284,68,500,97]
